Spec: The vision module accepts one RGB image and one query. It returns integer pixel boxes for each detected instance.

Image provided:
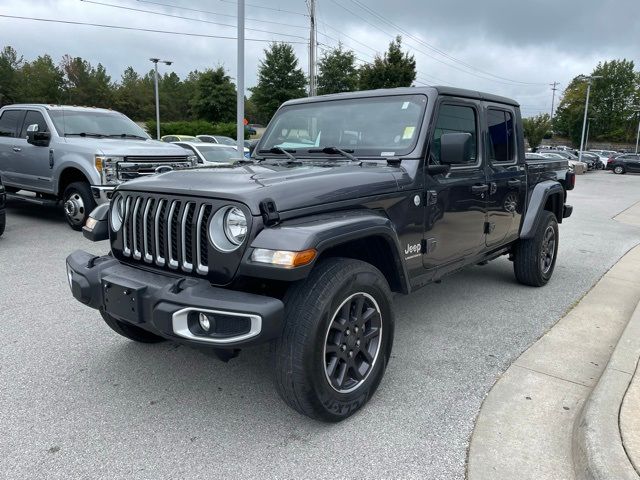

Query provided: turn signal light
[251,248,317,267]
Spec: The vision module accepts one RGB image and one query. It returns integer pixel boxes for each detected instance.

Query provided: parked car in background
[607,153,640,174]
[174,142,241,165]
[540,149,594,171]
[540,152,587,174]
[0,176,5,237]
[0,105,196,229]
[196,135,250,156]
[578,151,603,170]
[161,135,201,143]
[525,152,547,160]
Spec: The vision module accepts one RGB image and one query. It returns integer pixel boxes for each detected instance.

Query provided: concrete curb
[573,301,640,480]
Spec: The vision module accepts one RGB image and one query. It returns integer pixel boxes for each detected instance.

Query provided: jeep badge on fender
[66,86,574,422]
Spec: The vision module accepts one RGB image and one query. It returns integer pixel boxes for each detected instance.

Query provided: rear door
[14,110,54,192]
[484,105,526,247]
[626,154,640,172]
[423,99,488,269]
[0,109,26,187]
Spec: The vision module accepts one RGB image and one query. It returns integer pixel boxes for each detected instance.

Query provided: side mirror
[440,132,473,165]
[26,124,51,147]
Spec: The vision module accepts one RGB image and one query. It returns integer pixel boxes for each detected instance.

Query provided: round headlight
[110,195,124,231]
[209,206,248,252]
[224,207,247,245]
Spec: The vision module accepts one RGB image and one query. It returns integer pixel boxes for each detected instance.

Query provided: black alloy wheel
[323,292,383,393]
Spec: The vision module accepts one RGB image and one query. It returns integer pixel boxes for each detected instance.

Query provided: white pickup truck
[0,104,196,229]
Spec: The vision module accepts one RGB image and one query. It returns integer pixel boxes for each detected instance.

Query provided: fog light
[198,313,211,332]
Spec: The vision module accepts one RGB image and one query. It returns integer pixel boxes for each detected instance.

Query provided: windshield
[49,110,149,138]
[260,94,427,157]
[214,136,237,146]
[196,146,238,163]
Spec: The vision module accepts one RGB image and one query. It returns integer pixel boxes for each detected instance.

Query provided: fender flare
[239,210,410,293]
[520,180,564,239]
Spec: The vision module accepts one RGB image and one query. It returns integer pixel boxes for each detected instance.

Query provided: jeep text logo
[405,243,421,255]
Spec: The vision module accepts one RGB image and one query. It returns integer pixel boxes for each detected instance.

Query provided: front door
[14,110,54,192]
[423,100,488,269]
[0,109,26,186]
[484,106,526,247]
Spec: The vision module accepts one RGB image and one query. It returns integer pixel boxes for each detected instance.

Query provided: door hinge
[423,238,437,254]
[484,222,496,234]
[425,190,438,206]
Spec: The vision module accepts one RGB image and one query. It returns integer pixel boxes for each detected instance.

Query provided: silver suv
[0,105,196,229]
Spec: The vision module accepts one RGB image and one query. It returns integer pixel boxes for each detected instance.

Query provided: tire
[100,311,166,343]
[613,165,625,175]
[0,211,5,237]
[63,181,96,231]
[513,210,559,287]
[273,258,394,422]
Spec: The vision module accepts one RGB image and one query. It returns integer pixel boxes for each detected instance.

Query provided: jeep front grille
[121,194,211,275]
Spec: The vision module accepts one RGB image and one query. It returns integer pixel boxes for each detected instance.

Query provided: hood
[117,162,401,215]
[64,137,190,157]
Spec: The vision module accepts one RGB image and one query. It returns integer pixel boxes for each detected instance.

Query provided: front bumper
[91,185,115,204]
[66,250,284,348]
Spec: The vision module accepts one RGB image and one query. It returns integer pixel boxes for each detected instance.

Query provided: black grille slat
[185,204,194,266]
[157,201,167,264]
[170,202,180,264]
[200,205,212,268]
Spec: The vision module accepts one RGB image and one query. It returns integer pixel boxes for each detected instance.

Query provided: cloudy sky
[2,0,639,117]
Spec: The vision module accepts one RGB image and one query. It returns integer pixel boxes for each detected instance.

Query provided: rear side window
[19,111,49,138]
[0,110,23,138]
[487,109,515,163]
[430,104,478,165]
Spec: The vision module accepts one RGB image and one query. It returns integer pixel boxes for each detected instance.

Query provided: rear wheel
[513,210,559,287]
[100,311,166,343]
[63,181,96,230]
[273,258,394,422]
[613,165,625,174]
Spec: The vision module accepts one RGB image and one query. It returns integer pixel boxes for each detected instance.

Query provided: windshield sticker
[403,126,416,140]
[381,151,395,157]
[402,101,410,110]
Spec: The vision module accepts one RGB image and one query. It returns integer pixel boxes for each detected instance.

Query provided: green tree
[250,43,307,123]
[555,59,639,145]
[115,67,154,120]
[317,44,359,95]
[190,67,237,123]
[359,36,416,90]
[61,55,113,107]
[0,46,23,105]
[523,114,552,150]
[19,55,64,104]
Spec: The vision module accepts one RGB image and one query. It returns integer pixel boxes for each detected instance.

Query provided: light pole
[236,0,245,156]
[150,58,173,140]
[585,117,593,151]
[634,107,640,154]
[578,75,601,162]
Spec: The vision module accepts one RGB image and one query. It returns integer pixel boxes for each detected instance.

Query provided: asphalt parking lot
[1,171,639,480]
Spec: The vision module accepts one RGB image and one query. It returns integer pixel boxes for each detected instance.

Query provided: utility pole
[308,0,317,96]
[578,76,601,162]
[149,58,173,140]
[236,0,245,156]
[550,81,559,119]
[585,117,593,151]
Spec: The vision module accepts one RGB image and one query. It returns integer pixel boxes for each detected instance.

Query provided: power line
[202,0,308,17]
[80,0,307,40]
[348,0,547,86]
[135,0,308,30]
[0,14,309,44]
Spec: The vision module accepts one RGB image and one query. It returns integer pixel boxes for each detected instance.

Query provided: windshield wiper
[308,146,359,162]
[257,147,299,162]
[107,133,147,140]
[64,132,106,138]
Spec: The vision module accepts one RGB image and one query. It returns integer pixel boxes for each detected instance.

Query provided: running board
[6,193,57,206]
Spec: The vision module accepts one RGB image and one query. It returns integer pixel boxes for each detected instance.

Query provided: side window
[0,110,24,138]
[487,109,515,163]
[20,111,49,138]
[430,104,478,165]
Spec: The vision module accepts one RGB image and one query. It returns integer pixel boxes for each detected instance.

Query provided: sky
[1,0,639,118]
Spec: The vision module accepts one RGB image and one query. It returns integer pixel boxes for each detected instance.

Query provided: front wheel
[63,181,96,231]
[273,258,394,422]
[513,211,559,287]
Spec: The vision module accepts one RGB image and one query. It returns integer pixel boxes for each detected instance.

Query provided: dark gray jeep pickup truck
[66,86,574,422]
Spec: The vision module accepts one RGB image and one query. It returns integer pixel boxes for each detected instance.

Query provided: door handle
[471,184,489,194]
[12,146,21,152]
[507,179,521,187]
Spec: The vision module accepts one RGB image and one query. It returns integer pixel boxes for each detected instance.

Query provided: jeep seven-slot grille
[121,194,210,275]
